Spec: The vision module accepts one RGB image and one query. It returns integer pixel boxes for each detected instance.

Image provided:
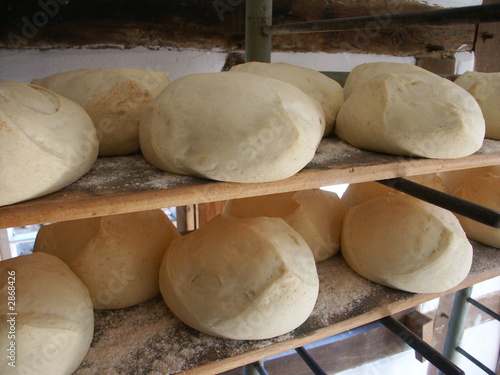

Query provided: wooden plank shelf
[74,240,499,375]
[1,137,499,229]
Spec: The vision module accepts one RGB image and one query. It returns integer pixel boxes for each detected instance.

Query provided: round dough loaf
[343,62,430,100]
[336,71,485,158]
[32,68,170,156]
[0,81,99,207]
[0,253,94,375]
[452,172,499,248]
[341,195,472,293]
[223,189,345,262]
[34,210,180,309]
[341,174,446,210]
[454,71,500,140]
[159,215,319,340]
[230,62,343,136]
[140,71,325,183]
[438,166,500,193]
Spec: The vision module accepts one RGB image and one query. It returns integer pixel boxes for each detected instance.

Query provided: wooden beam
[474,0,500,72]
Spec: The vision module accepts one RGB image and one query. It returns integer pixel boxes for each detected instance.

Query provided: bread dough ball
[140,71,325,183]
[230,62,343,136]
[159,215,319,340]
[0,253,94,374]
[341,195,472,293]
[452,172,499,248]
[342,174,446,210]
[0,81,99,207]
[343,62,430,100]
[223,189,345,262]
[336,71,485,158]
[438,166,500,193]
[34,210,180,309]
[32,68,170,156]
[454,71,500,140]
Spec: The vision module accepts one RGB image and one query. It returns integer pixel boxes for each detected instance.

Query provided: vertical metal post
[245,0,272,62]
[243,361,266,375]
[439,287,473,375]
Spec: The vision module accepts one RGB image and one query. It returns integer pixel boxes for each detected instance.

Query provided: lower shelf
[74,241,499,375]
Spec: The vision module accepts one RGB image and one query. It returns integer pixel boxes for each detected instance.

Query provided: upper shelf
[1,137,499,229]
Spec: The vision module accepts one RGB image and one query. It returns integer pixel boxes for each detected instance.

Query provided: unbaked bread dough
[0,252,94,375]
[452,172,499,248]
[0,81,99,207]
[454,71,500,140]
[438,166,500,193]
[159,215,319,340]
[34,210,180,309]
[341,195,472,293]
[343,62,430,100]
[336,71,485,158]
[223,189,345,262]
[230,62,343,136]
[32,68,170,156]
[341,174,446,210]
[140,71,325,183]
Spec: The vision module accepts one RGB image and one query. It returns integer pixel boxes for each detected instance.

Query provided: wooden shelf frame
[1,137,499,229]
[74,242,499,375]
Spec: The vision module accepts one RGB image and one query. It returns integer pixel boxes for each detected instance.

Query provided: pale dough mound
[223,189,345,262]
[336,70,485,158]
[159,215,319,340]
[454,71,500,140]
[341,195,472,293]
[34,210,180,309]
[0,81,99,206]
[438,166,500,194]
[452,172,499,248]
[32,68,170,156]
[342,174,446,210]
[0,253,94,374]
[343,62,430,100]
[230,62,343,136]
[140,71,325,183]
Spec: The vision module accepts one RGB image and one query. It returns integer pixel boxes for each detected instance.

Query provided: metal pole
[262,3,500,35]
[376,178,500,228]
[243,361,267,375]
[380,316,464,375]
[439,287,473,375]
[245,0,272,62]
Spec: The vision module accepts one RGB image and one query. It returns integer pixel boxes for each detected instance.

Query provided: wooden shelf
[1,137,499,229]
[74,240,499,375]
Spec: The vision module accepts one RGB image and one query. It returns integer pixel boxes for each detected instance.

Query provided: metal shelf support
[245,0,272,63]
[262,3,500,36]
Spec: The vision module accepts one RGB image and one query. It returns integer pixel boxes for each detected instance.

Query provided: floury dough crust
[159,215,319,340]
[454,71,500,140]
[0,253,94,375]
[342,62,431,100]
[32,68,170,156]
[223,189,345,262]
[336,67,485,159]
[230,62,343,136]
[452,172,500,248]
[140,71,325,183]
[341,195,473,293]
[0,81,99,206]
[34,210,181,310]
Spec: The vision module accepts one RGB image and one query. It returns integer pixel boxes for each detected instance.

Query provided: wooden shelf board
[2,137,499,229]
[74,241,499,375]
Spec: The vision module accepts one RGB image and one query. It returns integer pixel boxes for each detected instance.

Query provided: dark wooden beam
[0,0,476,57]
